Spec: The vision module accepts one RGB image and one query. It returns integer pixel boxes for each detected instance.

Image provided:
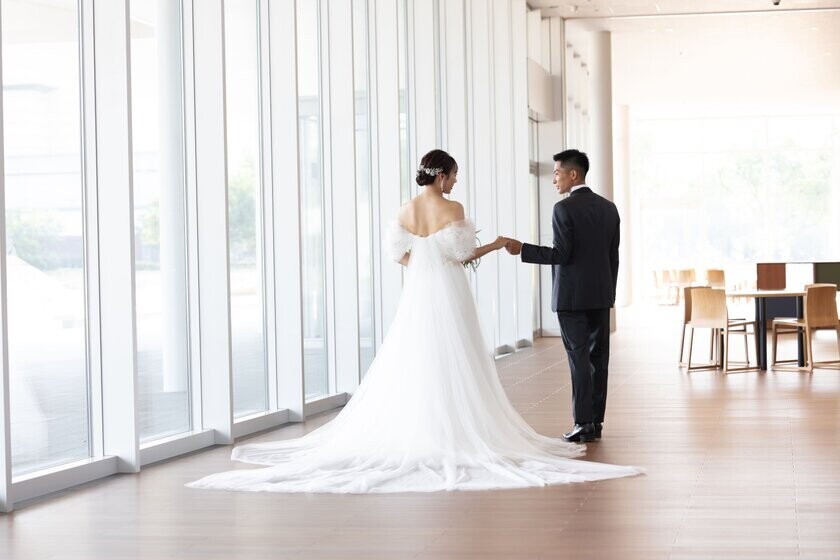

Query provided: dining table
[725,288,806,370]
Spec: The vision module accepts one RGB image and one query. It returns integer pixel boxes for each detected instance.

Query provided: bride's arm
[399,252,410,266]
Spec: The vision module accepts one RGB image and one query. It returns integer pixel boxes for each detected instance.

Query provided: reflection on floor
[2,304,839,559]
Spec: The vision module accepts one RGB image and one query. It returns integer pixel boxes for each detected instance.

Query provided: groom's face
[553,162,573,195]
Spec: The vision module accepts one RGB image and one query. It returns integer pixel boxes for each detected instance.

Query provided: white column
[0,7,12,510]
[614,104,632,306]
[589,31,616,330]
[94,0,140,472]
[589,31,613,200]
[374,0,403,333]
[439,0,469,211]
[328,0,362,395]
[268,0,305,421]
[467,0,498,351]
[511,0,532,347]
[492,0,516,353]
[157,0,189,392]
[411,0,438,158]
[191,0,234,443]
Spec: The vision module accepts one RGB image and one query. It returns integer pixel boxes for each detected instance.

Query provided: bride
[188,149,642,494]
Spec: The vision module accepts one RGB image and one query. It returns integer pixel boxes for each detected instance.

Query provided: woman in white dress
[188,149,642,494]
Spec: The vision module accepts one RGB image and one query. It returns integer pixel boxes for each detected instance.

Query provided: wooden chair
[654,269,678,305]
[705,269,725,288]
[679,285,715,365]
[771,283,840,371]
[685,287,759,373]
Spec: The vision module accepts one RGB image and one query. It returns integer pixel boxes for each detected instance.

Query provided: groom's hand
[505,239,522,255]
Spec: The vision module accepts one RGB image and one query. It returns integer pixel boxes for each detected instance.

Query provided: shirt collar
[570,184,588,194]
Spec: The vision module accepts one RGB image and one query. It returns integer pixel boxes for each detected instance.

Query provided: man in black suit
[505,149,620,443]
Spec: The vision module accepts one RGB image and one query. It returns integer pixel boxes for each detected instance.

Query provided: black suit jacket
[521,187,620,312]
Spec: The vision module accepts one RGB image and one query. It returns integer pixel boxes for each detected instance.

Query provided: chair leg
[709,329,715,362]
[687,327,695,369]
[743,332,749,365]
[723,329,729,372]
[753,323,759,368]
[805,328,814,372]
[771,323,778,365]
[679,324,687,363]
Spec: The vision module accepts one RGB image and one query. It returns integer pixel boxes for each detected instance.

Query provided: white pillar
[0,5,13,510]
[268,0,305,421]
[589,31,613,200]
[156,0,189,392]
[589,31,616,330]
[94,0,140,472]
[328,0,361,395]
[191,0,234,444]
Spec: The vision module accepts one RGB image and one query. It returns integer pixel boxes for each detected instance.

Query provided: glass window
[633,114,840,299]
[2,0,90,476]
[224,0,268,418]
[130,0,192,443]
[353,0,375,376]
[296,0,329,400]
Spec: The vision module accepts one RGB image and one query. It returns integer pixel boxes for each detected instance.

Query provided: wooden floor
[2,305,839,559]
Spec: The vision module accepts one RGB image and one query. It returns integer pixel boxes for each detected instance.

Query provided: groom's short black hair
[554,149,589,178]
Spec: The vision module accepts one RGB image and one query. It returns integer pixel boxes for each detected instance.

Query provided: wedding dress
[187,219,642,493]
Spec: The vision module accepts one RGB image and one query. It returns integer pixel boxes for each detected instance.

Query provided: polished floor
[2,305,839,559]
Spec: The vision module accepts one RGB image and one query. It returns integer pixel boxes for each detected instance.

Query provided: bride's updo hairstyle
[416,149,457,186]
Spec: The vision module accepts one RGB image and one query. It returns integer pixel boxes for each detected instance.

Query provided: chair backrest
[706,269,725,288]
[682,286,693,322]
[678,269,695,286]
[804,283,840,328]
[688,287,727,328]
[757,263,786,290]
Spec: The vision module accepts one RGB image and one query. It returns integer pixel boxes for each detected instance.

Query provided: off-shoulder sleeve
[384,220,413,262]
[437,219,477,262]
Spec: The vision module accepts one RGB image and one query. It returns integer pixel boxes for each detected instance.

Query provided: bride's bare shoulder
[444,200,466,222]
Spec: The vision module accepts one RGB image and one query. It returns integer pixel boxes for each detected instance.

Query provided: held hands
[492,236,522,255]
[504,238,522,255]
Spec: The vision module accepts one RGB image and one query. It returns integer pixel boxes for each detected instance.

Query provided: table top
[725,289,806,298]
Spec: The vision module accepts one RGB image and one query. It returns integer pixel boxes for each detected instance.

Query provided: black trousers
[556,309,611,425]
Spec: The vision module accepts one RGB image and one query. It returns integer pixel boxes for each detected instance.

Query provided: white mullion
[80,0,103,460]
[269,0,305,422]
[193,0,234,443]
[181,0,204,432]
[492,0,516,352]
[0,3,11,512]
[410,0,437,162]
[375,0,403,333]
[367,1,384,351]
[257,0,278,411]
[329,0,361,395]
[319,0,337,396]
[511,0,532,347]
[93,0,140,472]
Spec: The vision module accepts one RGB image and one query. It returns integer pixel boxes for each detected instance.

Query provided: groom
[505,149,620,443]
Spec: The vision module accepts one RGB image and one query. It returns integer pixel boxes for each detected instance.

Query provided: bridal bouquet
[463,230,482,272]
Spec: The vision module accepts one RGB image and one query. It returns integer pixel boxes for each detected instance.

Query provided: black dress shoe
[562,423,596,443]
[594,423,603,440]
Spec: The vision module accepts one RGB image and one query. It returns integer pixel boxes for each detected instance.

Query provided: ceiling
[528,0,840,18]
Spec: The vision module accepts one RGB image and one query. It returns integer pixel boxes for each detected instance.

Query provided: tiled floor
[1,304,838,559]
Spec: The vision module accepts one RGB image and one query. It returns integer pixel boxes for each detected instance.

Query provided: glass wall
[353,0,375,376]
[296,0,329,399]
[2,0,90,476]
[130,0,192,443]
[224,0,269,418]
[633,114,840,297]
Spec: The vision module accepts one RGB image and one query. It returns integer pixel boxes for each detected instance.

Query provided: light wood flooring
[1,305,839,559]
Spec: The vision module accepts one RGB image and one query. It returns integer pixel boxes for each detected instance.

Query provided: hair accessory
[417,165,442,176]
